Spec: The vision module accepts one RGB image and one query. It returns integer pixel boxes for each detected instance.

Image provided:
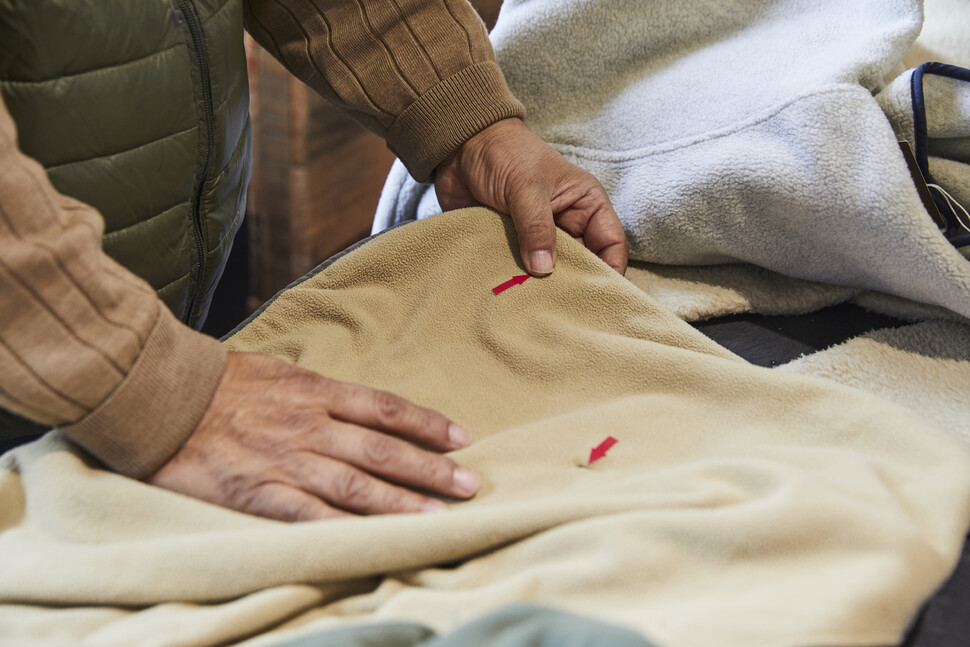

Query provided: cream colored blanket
[2,209,970,647]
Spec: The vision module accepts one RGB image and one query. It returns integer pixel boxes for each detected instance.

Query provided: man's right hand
[147,351,480,522]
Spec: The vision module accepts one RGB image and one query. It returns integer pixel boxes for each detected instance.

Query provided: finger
[291,453,454,515]
[240,481,353,522]
[578,202,629,275]
[556,210,628,275]
[586,209,629,275]
[327,383,470,452]
[310,420,480,499]
[598,239,629,275]
[507,178,557,276]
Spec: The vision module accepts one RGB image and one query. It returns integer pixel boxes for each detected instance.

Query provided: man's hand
[148,351,480,522]
[435,118,628,276]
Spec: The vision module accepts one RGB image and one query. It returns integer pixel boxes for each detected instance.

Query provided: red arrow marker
[492,274,530,295]
[588,436,618,464]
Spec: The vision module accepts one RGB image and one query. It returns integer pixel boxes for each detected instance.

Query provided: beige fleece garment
[1,208,968,647]
[778,319,970,446]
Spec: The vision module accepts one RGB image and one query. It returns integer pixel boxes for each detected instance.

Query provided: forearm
[243,0,524,181]
[0,96,225,479]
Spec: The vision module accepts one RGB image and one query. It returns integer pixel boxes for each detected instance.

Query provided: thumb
[507,179,557,276]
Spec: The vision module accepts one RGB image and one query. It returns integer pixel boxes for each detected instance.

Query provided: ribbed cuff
[60,307,227,480]
[386,61,526,182]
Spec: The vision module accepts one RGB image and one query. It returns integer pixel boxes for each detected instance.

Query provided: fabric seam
[546,84,873,163]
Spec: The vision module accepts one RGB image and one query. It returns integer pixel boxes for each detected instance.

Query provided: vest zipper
[175,0,215,327]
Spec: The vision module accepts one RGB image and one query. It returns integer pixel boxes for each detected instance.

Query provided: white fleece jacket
[374,0,970,318]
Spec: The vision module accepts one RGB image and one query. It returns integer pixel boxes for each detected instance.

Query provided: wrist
[436,117,525,179]
[387,62,525,183]
[60,308,227,479]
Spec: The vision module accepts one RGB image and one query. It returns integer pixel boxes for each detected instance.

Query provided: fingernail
[421,500,449,514]
[529,250,554,276]
[448,423,470,448]
[452,467,480,497]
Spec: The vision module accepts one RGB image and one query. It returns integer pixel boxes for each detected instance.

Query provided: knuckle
[233,480,279,516]
[332,469,370,505]
[588,183,609,201]
[519,218,554,243]
[281,498,318,523]
[373,390,408,426]
[220,472,259,506]
[275,410,316,435]
[317,377,347,403]
[363,435,397,466]
[296,369,336,400]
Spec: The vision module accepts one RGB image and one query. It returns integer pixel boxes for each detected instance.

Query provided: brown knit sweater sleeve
[243,0,525,182]
[0,95,226,480]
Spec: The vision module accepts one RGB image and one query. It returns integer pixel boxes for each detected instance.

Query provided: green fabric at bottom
[270,604,653,647]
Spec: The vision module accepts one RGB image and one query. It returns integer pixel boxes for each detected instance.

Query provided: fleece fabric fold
[1,209,969,647]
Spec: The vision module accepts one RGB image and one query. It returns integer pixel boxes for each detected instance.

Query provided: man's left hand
[434,118,628,277]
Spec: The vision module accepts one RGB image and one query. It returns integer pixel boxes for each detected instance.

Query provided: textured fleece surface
[371,0,970,478]
[778,319,970,446]
[1,209,969,647]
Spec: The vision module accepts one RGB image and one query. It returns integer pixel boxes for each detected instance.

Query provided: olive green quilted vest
[0,0,252,328]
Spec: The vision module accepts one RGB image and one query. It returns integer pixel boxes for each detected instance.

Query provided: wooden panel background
[243,0,504,308]
[244,37,396,307]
